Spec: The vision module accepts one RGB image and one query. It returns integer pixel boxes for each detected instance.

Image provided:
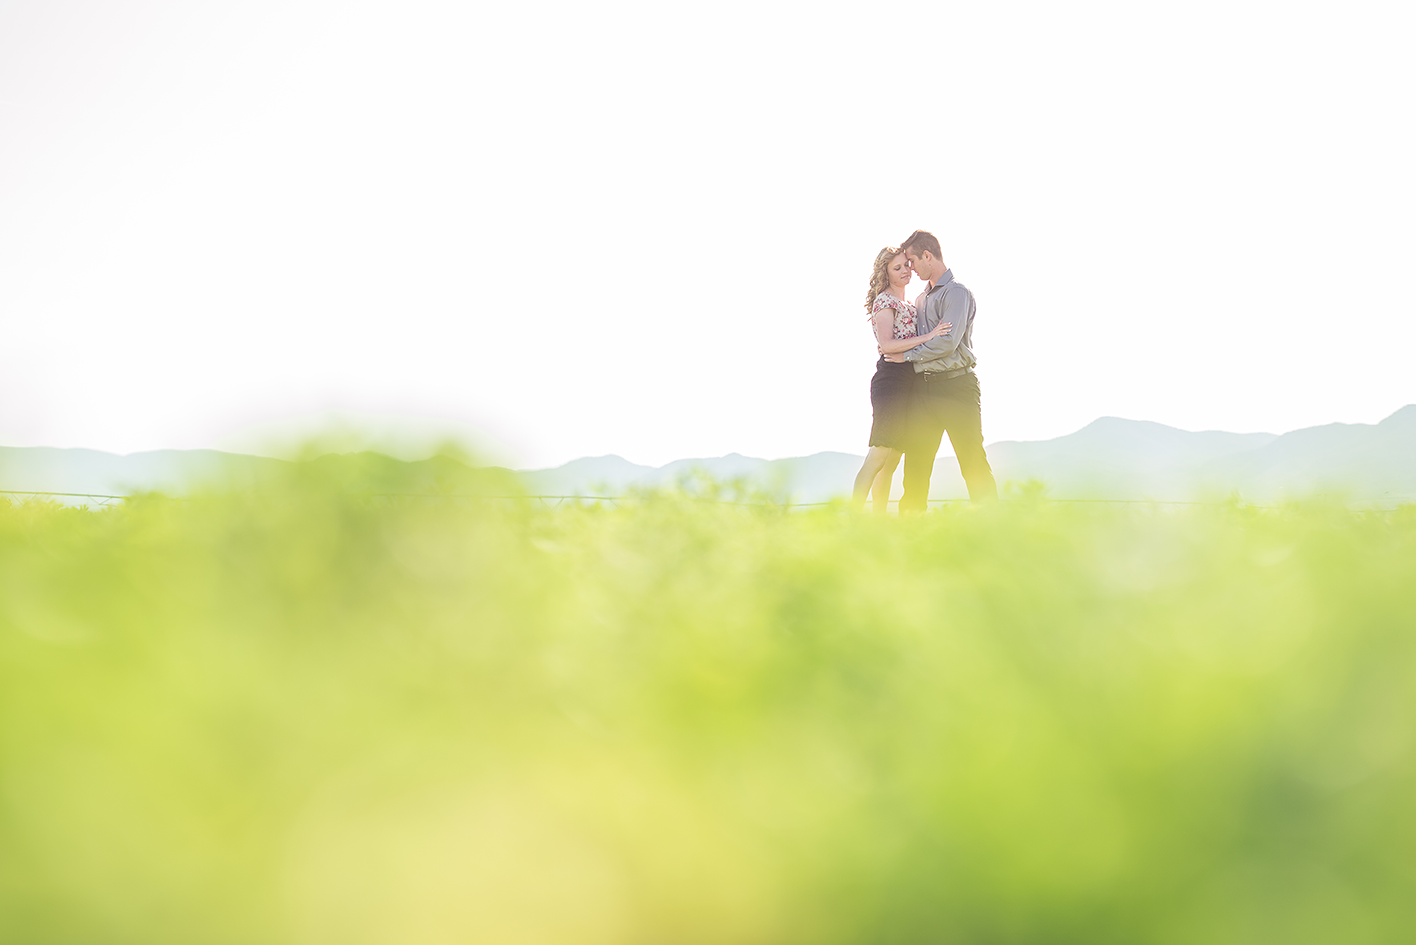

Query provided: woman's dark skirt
[868,358,917,450]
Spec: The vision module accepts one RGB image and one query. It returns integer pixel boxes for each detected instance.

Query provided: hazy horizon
[3,403,1410,468]
[6,406,1413,510]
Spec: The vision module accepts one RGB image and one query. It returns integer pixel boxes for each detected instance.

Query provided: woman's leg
[870,451,902,514]
[852,446,898,510]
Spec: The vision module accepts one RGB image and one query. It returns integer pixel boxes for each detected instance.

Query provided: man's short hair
[900,230,942,261]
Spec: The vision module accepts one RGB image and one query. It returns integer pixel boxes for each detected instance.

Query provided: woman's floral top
[871,292,917,340]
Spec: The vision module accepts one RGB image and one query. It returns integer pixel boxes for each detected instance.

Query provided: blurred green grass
[2,479,1415,944]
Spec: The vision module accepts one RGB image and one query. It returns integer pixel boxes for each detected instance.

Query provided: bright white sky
[2,1,1413,468]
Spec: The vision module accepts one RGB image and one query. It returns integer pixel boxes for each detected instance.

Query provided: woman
[852,246,950,511]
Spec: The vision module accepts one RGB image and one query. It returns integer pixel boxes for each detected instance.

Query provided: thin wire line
[0,490,1298,509]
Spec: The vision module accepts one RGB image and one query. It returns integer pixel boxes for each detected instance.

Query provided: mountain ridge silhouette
[3,406,1412,505]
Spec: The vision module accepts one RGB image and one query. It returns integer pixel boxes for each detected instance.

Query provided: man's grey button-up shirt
[904,268,978,375]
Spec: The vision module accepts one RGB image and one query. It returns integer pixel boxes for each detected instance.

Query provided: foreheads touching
[899,230,944,280]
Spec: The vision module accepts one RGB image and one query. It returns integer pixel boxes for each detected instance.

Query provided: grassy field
[3,478,1416,944]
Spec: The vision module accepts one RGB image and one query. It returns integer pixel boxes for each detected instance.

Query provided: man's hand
[883,350,905,363]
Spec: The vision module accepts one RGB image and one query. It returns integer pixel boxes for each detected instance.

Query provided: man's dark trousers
[900,370,998,511]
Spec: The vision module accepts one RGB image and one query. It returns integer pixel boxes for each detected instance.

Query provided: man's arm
[876,316,952,354]
[904,286,970,362]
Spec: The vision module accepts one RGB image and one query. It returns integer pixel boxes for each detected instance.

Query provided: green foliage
[2,488,1416,944]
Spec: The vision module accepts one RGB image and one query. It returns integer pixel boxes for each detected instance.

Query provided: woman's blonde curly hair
[865,246,902,314]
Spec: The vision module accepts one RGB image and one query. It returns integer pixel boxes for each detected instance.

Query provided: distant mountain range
[980,406,1415,504]
[516,405,1416,505]
[3,405,1413,506]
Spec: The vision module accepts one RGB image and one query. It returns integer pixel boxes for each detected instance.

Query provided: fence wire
[1,490,127,507]
[2,489,1269,511]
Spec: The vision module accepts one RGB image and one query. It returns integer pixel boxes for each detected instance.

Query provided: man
[891,229,998,508]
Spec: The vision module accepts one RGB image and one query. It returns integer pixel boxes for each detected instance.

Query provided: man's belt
[920,367,972,381]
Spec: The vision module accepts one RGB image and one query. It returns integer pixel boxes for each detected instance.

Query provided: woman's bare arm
[873,310,951,354]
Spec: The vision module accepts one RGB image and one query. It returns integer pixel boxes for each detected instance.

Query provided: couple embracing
[852,230,998,512]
